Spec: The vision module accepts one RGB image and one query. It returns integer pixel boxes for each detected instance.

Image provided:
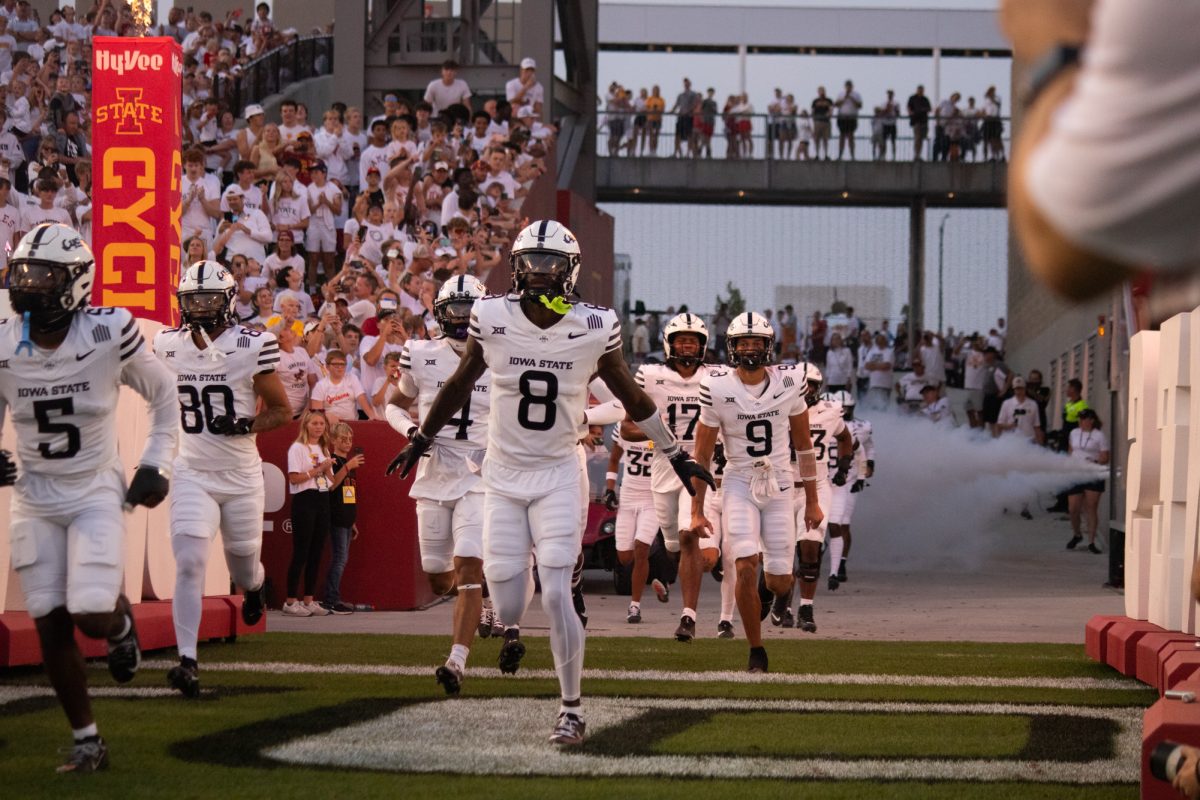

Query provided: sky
[585,0,1010,334]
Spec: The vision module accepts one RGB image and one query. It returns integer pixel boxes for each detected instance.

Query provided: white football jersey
[635,361,714,492]
[847,417,874,477]
[698,364,807,476]
[0,307,176,478]
[616,435,654,496]
[469,295,621,470]
[791,398,846,484]
[154,324,279,472]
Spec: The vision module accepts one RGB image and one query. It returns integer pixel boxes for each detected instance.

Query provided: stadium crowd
[603,78,1007,162]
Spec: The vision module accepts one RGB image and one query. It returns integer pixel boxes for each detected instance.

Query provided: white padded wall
[1126,331,1161,619]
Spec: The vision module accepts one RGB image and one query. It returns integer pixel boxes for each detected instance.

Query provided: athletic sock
[540,563,585,702]
[72,723,99,741]
[559,701,582,717]
[828,537,845,573]
[449,644,469,669]
[799,598,814,607]
[171,535,211,662]
[682,606,696,621]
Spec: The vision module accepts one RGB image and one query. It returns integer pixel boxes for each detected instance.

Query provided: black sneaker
[748,646,769,674]
[106,595,140,684]
[549,711,586,746]
[717,620,735,639]
[498,629,526,675]
[798,604,817,633]
[167,657,200,699]
[828,574,840,591]
[626,603,642,624]
[1088,543,1103,555]
[674,614,696,643]
[56,735,108,773]
[770,595,794,628]
[1066,535,1083,550]
[572,583,588,629]
[435,661,464,695]
[837,561,848,582]
[241,582,266,626]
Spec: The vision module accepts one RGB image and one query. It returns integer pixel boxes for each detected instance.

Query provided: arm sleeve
[119,324,179,473]
[249,211,273,243]
[605,313,622,354]
[586,399,625,426]
[256,332,280,374]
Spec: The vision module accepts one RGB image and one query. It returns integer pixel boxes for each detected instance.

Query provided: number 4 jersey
[0,307,177,480]
[154,325,280,472]
[635,362,713,493]
[469,295,621,471]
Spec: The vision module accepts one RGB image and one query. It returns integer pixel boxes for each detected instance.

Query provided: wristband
[606,471,618,482]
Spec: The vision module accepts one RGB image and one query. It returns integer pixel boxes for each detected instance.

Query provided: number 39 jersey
[635,362,713,493]
[153,325,279,472]
[698,365,807,477]
[0,307,177,479]
[469,295,621,471]
[791,398,846,486]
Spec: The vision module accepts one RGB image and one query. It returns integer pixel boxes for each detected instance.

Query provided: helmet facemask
[727,335,772,370]
[435,297,475,340]
[179,289,234,332]
[511,251,577,301]
[10,260,77,332]
[667,331,706,369]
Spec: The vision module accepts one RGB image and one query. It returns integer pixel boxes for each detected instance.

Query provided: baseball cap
[281,27,298,37]
[366,165,381,175]
[1011,376,1026,388]
[435,246,457,258]
[520,57,536,69]
[384,93,399,103]
[303,320,321,336]
[310,160,327,172]
[411,245,433,260]
[244,103,264,118]
[277,229,293,241]
[433,161,449,171]
[224,184,245,197]
[921,384,938,394]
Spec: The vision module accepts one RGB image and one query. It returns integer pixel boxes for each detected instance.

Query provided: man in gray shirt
[671,78,699,158]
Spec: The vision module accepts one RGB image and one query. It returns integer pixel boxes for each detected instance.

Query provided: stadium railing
[211,35,334,116]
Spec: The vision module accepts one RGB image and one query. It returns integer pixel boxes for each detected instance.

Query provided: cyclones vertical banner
[91,38,182,325]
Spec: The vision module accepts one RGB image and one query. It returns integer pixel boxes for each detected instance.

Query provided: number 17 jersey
[635,362,713,493]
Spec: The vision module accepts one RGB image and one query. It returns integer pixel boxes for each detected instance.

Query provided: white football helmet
[800,361,824,404]
[178,260,237,330]
[725,311,775,369]
[434,274,486,340]
[823,389,856,419]
[509,219,582,299]
[9,222,95,331]
[662,312,708,368]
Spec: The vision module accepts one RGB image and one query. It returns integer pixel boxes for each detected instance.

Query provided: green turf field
[0,634,1152,799]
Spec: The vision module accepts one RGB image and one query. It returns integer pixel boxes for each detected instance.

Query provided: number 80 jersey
[154,325,279,472]
[635,362,714,493]
[469,295,621,470]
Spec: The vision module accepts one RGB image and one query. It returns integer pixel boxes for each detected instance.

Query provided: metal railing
[597,111,1011,163]
[211,36,334,116]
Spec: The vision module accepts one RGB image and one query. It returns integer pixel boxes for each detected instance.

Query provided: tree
[714,280,746,318]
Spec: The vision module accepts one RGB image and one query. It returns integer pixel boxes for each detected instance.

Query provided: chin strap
[538,294,571,315]
[195,325,225,362]
[15,311,32,356]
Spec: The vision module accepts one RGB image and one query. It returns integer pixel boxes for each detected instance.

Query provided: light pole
[937,212,950,335]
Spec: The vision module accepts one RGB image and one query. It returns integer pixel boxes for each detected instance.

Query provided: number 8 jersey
[154,325,280,471]
[469,295,621,470]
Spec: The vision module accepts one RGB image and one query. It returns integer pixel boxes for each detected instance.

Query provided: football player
[620,313,716,642]
[776,365,851,631]
[603,433,665,623]
[688,313,823,673]
[385,276,492,695]
[388,220,712,746]
[1,223,178,772]
[824,389,875,588]
[156,262,291,698]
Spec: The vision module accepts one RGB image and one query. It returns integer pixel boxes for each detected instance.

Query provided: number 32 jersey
[635,362,714,493]
[469,295,621,470]
[154,325,280,472]
[699,365,807,477]
[0,307,177,480]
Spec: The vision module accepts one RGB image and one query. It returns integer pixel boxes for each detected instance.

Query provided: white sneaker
[282,600,311,617]
[303,600,330,616]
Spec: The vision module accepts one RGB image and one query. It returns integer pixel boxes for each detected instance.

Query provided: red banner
[90,37,182,326]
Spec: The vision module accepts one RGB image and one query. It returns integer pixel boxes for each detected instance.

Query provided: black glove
[125,466,169,509]
[850,479,865,494]
[603,488,619,511]
[669,449,715,497]
[210,414,255,436]
[386,430,432,479]
[0,449,17,487]
[832,455,852,487]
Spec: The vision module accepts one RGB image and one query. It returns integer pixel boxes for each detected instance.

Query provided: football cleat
[498,629,526,675]
[572,583,588,629]
[748,647,769,674]
[435,661,464,696]
[674,614,696,643]
[717,620,735,639]
[837,561,848,583]
[549,712,586,746]
[798,604,817,633]
[769,594,794,628]
[626,603,642,624]
[56,736,109,774]
[828,574,840,592]
[242,583,266,626]
[651,578,669,603]
[478,607,495,638]
[167,657,201,699]
[491,616,505,638]
[106,595,140,684]
[710,560,724,583]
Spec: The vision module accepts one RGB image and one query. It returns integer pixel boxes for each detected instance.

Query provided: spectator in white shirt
[269,170,310,239]
[263,230,305,281]
[919,385,955,427]
[424,59,472,114]
[823,332,854,391]
[370,351,403,418]
[213,185,273,263]
[306,162,342,282]
[180,148,222,242]
[312,109,353,185]
[862,333,894,411]
[276,326,319,419]
[7,1,37,54]
[505,57,544,116]
[311,350,375,425]
[996,377,1044,444]
[0,17,16,74]
[918,330,947,390]
[1066,409,1109,554]
[273,265,317,318]
[221,161,265,214]
[359,309,407,400]
[21,175,71,230]
[278,99,310,144]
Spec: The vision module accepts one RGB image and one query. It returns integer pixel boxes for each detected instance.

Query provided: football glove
[669,450,715,497]
[832,455,852,487]
[386,430,432,479]
[603,488,619,511]
[125,466,169,509]
[0,449,17,487]
[850,479,866,494]
[210,414,255,436]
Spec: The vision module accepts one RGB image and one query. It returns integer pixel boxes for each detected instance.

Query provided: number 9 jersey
[469,295,621,470]
[153,325,280,471]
